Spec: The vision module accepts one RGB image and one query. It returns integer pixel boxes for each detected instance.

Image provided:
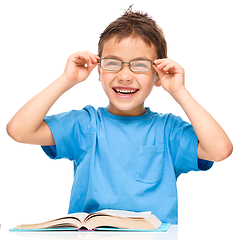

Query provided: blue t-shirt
[42,105,213,224]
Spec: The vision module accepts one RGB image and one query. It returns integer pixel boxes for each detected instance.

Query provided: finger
[84,51,100,65]
[154,58,169,66]
[81,51,100,69]
[154,59,180,74]
[154,59,171,68]
[153,64,166,79]
[154,60,169,74]
[85,60,99,77]
[92,53,101,63]
[70,52,89,66]
[162,63,177,73]
[70,51,97,67]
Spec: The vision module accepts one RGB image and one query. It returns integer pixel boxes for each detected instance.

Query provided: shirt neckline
[100,107,153,121]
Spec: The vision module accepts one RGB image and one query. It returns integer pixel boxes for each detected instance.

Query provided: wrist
[170,87,189,103]
[57,75,76,92]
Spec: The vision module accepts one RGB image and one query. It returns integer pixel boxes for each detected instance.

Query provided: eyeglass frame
[98,58,156,73]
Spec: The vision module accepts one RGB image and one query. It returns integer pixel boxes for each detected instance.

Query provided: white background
[1,0,237,239]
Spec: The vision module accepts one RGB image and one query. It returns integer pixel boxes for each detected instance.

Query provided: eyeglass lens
[100,59,153,72]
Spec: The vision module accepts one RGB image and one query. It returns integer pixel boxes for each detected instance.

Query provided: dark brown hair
[98,5,167,59]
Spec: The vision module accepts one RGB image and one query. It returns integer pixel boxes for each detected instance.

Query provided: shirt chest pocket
[136,144,165,184]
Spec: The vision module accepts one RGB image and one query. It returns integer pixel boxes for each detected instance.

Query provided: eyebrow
[103,55,152,61]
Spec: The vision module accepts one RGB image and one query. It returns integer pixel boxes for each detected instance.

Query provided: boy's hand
[153,59,233,162]
[153,59,185,97]
[62,51,100,86]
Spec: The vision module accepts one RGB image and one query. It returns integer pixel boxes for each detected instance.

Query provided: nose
[117,63,134,83]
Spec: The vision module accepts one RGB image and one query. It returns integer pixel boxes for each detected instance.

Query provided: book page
[67,212,89,221]
[96,209,152,218]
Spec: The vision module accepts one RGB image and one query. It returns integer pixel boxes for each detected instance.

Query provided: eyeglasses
[98,58,155,73]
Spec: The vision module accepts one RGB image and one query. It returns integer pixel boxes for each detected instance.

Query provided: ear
[154,76,162,87]
[98,65,101,82]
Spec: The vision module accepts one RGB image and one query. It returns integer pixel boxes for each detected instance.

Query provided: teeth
[114,88,137,94]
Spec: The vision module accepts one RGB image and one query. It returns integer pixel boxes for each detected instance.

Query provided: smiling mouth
[113,87,139,95]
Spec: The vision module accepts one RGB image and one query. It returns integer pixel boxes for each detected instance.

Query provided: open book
[12,209,163,231]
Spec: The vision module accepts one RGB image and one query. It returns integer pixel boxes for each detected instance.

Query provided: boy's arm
[7,51,99,146]
[153,59,233,162]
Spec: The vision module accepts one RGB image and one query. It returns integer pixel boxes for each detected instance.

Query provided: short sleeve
[198,158,214,171]
[41,108,93,164]
[167,115,213,177]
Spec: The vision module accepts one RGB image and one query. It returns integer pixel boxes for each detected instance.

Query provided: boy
[7,8,232,224]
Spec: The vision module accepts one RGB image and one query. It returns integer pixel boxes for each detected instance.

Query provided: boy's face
[98,36,159,116]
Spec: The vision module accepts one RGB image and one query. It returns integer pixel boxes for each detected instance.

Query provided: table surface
[0,224,178,240]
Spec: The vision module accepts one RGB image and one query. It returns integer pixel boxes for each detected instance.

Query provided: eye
[107,61,120,66]
[131,60,151,71]
[101,59,122,71]
[134,63,148,68]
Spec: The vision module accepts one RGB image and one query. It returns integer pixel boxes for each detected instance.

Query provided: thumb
[153,65,164,85]
[87,62,98,74]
